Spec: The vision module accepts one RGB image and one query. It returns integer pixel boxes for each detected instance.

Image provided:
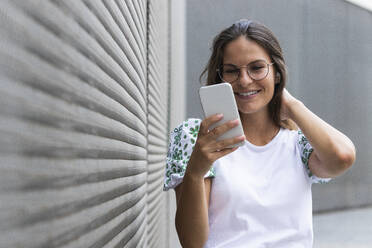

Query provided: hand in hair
[280,88,300,121]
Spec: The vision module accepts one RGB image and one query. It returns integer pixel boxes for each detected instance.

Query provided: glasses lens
[221,65,239,83]
[248,61,269,80]
[219,61,270,82]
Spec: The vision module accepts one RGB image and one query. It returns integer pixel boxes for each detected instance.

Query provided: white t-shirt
[163,118,332,248]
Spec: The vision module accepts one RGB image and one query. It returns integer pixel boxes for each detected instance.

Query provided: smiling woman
[163,19,356,248]
[200,20,295,130]
[222,37,278,118]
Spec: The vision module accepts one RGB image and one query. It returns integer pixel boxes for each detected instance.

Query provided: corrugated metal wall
[0,0,173,247]
[147,0,168,247]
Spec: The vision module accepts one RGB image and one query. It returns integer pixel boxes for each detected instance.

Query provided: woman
[163,19,356,248]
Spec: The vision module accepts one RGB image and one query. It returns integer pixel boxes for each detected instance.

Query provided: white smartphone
[199,82,245,148]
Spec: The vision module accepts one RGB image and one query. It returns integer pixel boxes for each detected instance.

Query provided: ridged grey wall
[0,0,178,247]
[186,0,372,212]
[147,0,168,247]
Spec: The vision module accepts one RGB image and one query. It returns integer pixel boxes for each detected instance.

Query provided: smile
[238,90,261,96]
[235,90,261,99]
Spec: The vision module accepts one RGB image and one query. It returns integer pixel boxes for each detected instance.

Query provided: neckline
[244,127,283,151]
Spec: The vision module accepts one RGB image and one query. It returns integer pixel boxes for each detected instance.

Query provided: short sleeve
[297,130,332,184]
[163,118,215,191]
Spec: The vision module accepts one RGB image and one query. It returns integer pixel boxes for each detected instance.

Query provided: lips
[235,90,261,99]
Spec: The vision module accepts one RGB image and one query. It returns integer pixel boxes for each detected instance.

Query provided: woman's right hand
[186,114,246,178]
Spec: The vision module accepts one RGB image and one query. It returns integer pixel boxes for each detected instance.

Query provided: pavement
[313,207,372,248]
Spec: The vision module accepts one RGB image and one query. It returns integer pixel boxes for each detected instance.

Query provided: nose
[238,68,254,87]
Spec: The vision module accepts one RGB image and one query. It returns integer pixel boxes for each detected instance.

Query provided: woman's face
[223,36,276,115]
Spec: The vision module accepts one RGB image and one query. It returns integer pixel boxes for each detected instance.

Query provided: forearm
[175,170,209,247]
[288,100,356,172]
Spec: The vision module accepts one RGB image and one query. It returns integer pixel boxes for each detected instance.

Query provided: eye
[223,67,239,74]
[225,69,239,74]
[251,66,264,71]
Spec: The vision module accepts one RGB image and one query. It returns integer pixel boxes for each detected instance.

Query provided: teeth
[239,90,259,96]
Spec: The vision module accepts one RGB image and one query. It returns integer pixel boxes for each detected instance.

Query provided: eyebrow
[223,59,267,67]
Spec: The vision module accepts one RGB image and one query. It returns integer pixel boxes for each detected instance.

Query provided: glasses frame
[217,60,275,83]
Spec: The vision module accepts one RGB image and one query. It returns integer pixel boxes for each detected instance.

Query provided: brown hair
[200,19,297,130]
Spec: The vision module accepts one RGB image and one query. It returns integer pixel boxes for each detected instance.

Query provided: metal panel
[0,0,149,247]
[147,0,169,247]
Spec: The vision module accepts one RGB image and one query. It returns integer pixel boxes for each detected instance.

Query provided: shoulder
[168,118,201,148]
[294,129,333,184]
[171,118,201,137]
[164,118,214,191]
[273,127,298,147]
[278,128,304,145]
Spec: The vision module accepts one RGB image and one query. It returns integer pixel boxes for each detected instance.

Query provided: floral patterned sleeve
[163,118,215,191]
[297,130,332,184]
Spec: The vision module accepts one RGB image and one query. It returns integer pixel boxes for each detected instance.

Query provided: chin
[238,107,258,115]
[238,104,268,115]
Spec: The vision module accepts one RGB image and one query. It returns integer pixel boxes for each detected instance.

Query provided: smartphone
[199,82,245,148]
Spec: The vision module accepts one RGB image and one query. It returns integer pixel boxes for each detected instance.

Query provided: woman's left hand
[280,88,299,121]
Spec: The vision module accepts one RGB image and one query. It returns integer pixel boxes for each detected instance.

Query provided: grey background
[186,0,372,212]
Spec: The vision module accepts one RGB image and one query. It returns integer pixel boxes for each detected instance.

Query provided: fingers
[214,146,239,159]
[192,115,243,168]
[214,135,245,151]
[199,114,223,136]
[207,119,240,140]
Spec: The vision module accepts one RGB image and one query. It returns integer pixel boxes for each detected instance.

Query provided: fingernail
[231,119,239,125]
[217,114,223,118]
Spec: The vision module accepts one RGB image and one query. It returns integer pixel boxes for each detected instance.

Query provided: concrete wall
[186,0,372,212]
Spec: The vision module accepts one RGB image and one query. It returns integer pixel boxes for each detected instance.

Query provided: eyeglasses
[217,60,275,83]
